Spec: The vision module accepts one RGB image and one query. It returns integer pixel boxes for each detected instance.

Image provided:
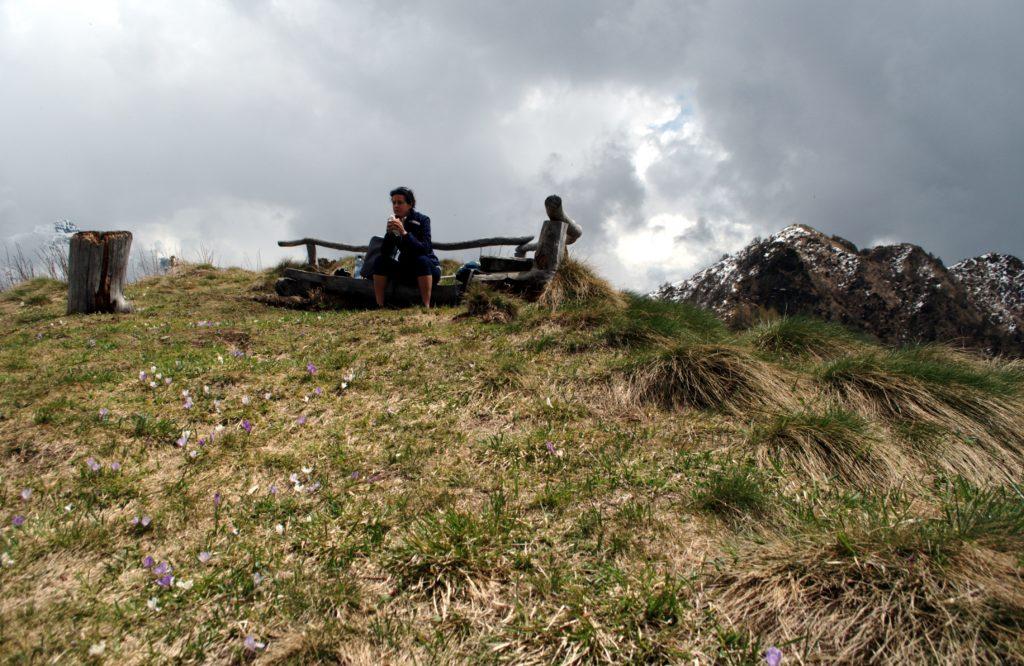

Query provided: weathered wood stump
[66,231,134,314]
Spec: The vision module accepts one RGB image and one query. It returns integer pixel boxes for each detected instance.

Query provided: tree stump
[66,231,134,314]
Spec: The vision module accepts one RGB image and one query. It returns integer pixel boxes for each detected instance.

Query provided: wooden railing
[277,235,535,266]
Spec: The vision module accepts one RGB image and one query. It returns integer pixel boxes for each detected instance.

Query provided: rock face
[949,254,1024,340]
[652,225,1023,355]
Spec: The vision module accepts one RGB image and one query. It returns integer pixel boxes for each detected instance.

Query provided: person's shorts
[371,254,441,286]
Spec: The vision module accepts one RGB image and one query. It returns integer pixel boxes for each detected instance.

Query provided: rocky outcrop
[652,225,1023,355]
[949,253,1024,339]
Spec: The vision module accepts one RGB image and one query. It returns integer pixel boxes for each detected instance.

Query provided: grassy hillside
[1,262,1022,664]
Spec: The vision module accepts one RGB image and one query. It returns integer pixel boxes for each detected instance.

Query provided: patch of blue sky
[649,94,695,134]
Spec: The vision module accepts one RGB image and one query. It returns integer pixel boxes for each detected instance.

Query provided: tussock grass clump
[708,541,1024,663]
[748,408,884,485]
[707,481,1024,663]
[819,347,1021,413]
[538,257,625,310]
[627,343,792,413]
[693,460,772,518]
[817,347,1024,479]
[603,294,727,348]
[742,315,862,360]
[463,283,520,323]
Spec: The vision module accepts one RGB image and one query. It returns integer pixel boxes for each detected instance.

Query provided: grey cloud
[674,216,713,245]
[540,137,646,244]
[1,0,1022,290]
[673,1,1024,262]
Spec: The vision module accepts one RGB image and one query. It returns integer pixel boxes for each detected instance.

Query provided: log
[479,256,534,272]
[281,269,462,307]
[66,231,134,315]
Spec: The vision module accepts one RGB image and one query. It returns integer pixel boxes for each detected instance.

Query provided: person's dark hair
[389,186,416,208]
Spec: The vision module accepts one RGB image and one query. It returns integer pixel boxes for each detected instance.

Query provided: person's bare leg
[373,275,388,307]
[417,275,433,307]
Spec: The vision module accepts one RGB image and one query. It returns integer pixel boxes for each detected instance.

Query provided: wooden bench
[274,195,581,307]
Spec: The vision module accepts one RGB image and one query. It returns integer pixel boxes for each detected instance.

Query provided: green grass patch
[742,315,861,359]
[602,293,727,348]
[693,459,773,518]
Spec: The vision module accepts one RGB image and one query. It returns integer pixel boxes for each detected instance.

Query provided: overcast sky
[2,1,1022,290]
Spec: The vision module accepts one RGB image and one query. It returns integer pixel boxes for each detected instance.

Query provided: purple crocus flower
[175,431,190,448]
[545,440,557,455]
[241,419,252,434]
[20,488,32,501]
[269,485,278,496]
[12,515,25,527]
[197,437,207,447]
[350,471,360,480]
[296,415,307,425]
[98,407,110,419]
[231,349,244,358]
[314,387,323,396]
[306,482,321,493]
[139,370,147,382]
[110,461,121,472]
[306,362,317,375]
[198,551,212,564]
[142,555,154,569]
[243,635,265,651]
[156,574,174,587]
[153,561,171,576]
[183,397,193,410]
[764,647,782,666]
[213,492,222,508]
[86,457,101,472]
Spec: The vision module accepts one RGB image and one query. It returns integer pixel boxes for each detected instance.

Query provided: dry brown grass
[463,284,520,324]
[6,263,1024,663]
[627,343,796,414]
[818,350,1024,482]
[537,257,626,310]
[705,541,1024,664]
[746,408,898,486]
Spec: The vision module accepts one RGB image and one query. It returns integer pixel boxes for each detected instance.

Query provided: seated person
[371,186,441,307]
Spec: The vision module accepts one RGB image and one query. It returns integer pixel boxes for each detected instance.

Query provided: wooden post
[305,242,317,267]
[533,219,568,273]
[66,231,134,315]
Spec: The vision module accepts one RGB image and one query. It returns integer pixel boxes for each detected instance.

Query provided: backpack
[359,236,385,279]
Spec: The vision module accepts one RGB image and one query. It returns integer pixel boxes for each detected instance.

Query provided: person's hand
[387,217,406,236]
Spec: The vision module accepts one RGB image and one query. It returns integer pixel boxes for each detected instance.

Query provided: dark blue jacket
[400,210,440,269]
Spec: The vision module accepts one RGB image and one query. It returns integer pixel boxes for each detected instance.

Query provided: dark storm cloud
[670,1,1024,260]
